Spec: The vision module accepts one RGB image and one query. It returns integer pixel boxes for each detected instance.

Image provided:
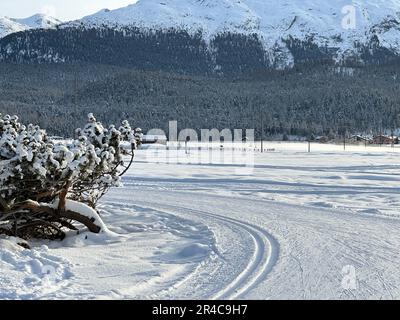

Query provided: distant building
[349,135,372,144]
[50,136,65,141]
[372,135,398,145]
[141,134,168,145]
[315,136,330,143]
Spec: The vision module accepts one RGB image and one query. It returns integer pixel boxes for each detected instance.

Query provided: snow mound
[0,237,73,299]
[0,237,25,252]
[51,199,110,233]
[178,243,210,258]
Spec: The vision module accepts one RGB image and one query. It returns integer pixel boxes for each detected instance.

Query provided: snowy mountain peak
[78,0,259,35]
[12,14,62,29]
[77,0,400,32]
[2,1,400,69]
[0,17,26,39]
[75,0,400,65]
[0,13,61,39]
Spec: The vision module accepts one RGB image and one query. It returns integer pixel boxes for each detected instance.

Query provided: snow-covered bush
[0,113,140,240]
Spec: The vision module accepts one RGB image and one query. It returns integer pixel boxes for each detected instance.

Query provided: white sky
[0,0,138,21]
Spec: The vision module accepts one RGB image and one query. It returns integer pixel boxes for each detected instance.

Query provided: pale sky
[0,0,138,21]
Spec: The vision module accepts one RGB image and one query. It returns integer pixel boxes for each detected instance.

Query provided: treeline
[0,27,271,75]
[1,62,400,139]
[2,26,400,76]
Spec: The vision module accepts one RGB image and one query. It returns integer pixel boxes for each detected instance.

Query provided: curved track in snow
[4,149,400,300]
[106,185,400,300]
[207,211,279,300]
[125,201,279,300]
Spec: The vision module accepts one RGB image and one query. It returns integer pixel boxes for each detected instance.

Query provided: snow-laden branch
[0,113,142,241]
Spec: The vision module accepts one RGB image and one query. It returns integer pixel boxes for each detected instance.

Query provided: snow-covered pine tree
[0,113,140,240]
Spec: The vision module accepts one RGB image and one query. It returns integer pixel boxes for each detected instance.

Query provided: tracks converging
[206,210,279,300]
[105,200,279,300]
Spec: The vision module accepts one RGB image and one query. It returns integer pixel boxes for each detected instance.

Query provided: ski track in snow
[103,201,279,300]
[2,144,400,299]
[121,189,400,300]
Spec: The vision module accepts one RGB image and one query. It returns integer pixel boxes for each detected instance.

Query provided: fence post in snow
[185,136,190,155]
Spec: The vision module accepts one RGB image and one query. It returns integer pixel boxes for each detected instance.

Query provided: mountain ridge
[11,13,62,29]
[68,0,400,67]
[0,13,61,38]
[2,1,400,71]
[0,17,25,38]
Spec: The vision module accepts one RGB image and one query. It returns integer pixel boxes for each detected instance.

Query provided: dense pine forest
[0,27,399,139]
[1,61,400,138]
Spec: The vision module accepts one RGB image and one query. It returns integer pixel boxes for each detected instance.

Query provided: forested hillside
[1,62,400,138]
[1,27,399,75]
[0,28,271,75]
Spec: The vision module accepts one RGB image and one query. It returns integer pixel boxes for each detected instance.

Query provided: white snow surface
[50,199,110,234]
[73,0,400,65]
[0,14,61,39]
[11,14,62,29]
[1,142,400,299]
[0,17,26,39]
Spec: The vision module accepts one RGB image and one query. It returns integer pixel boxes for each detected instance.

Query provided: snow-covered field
[1,142,400,299]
